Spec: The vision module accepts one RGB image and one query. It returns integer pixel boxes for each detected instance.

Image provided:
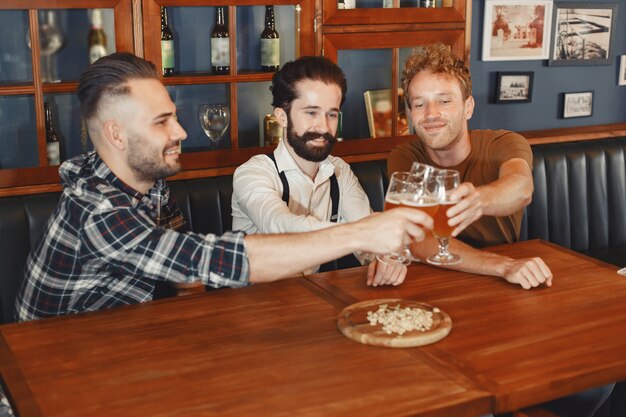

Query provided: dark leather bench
[2,138,626,325]
[521,137,626,268]
[0,160,389,325]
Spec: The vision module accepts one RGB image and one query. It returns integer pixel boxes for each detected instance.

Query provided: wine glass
[26,10,64,82]
[426,169,462,265]
[377,171,417,266]
[198,104,230,143]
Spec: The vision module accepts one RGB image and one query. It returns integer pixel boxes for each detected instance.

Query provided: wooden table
[0,276,490,417]
[310,240,626,413]
[1,239,625,416]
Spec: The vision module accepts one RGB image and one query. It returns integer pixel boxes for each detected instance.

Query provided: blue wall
[469,0,626,131]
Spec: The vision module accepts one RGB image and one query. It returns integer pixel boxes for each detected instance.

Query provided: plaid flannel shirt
[15,152,249,322]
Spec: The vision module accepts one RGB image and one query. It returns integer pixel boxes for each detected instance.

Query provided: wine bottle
[44,103,61,166]
[260,6,280,72]
[211,7,230,75]
[161,7,175,76]
[88,9,108,64]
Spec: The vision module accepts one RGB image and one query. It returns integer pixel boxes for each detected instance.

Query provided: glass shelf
[38,9,116,83]
[236,5,297,73]
[237,81,274,148]
[0,95,38,169]
[167,83,231,152]
[43,92,91,163]
[0,10,33,85]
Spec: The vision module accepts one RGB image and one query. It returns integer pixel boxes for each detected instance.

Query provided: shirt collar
[273,140,335,181]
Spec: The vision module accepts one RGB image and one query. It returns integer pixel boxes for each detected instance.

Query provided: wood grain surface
[309,240,626,413]
[0,278,490,417]
[337,299,452,348]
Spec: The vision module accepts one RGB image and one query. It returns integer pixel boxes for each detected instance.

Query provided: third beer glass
[427,169,462,265]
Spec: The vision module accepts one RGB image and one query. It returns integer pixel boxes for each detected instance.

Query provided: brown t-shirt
[387,130,533,247]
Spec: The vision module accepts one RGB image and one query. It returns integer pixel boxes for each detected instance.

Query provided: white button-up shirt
[232,141,372,273]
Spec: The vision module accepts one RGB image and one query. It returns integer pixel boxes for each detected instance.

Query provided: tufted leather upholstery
[520,137,626,267]
[0,161,390,324]
[2,139,625,324]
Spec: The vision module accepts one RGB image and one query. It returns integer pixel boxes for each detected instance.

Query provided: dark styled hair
[270,56,347,112]
[402,43,472,107]
[77,52,158,121]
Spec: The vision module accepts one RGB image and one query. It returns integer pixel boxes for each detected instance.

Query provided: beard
[286,115,337,162]
[127,133,181,183]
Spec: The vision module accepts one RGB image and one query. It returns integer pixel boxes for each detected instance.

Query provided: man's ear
[274,107,288,128]
[464,96,475,120]
[102,120,127,151]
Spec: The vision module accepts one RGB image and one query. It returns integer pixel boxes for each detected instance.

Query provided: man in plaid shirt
[14,53,434,323]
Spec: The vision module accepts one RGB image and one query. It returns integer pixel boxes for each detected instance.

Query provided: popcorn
[366,303,435,335]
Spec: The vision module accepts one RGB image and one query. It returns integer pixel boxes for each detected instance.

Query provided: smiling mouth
[164,146,181,156]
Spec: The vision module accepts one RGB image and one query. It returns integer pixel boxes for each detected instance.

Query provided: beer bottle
[161,7,175,76]
[44,103,61,165]
[88,9,108,64]
[260,6,280,72]
[211,7,230,75]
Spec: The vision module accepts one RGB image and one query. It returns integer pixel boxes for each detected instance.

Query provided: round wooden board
[337,299,452,348]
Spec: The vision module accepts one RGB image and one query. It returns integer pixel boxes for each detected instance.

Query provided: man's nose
[313,114,329,133]
[173,119,188,141]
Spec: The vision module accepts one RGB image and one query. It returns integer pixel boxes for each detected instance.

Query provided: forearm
[476,173,532,217]
[411,235,514,278]
[245,223,362,282]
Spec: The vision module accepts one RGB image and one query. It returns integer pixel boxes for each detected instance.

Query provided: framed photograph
[563,91,593,118]
[619,56,626,86]
[549,3,618,66]
[482,0,553,61]
[496,71,534,103]
[363,88,409,138]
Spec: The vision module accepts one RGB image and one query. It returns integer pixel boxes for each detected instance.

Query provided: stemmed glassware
[377,172,416,266]
[425,169,462,265]
[198,104,230,144]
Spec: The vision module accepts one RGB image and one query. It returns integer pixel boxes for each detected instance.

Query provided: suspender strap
[267,153,290,205]
[329,174,339,223]
[267,153,339,223]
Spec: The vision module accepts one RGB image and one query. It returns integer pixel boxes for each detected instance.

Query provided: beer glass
[409,161,437,184]
[377,172,416,265]
[426,169,462,265]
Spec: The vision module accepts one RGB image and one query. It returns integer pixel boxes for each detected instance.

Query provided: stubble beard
[127,133,181,183]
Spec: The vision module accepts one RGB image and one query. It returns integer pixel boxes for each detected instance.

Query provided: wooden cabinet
[0,0,470,193]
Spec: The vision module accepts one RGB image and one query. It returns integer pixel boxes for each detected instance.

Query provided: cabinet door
[323,30,465,143]
[142,1,314,157]
[322,0,466,25]
[0,1,132,188]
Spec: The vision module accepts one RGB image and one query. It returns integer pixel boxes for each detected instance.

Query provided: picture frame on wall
[619,56,626,86]
[495,71,534,103]
[482,0,553,61]
[549,3,618,66]
[563,91,593,118]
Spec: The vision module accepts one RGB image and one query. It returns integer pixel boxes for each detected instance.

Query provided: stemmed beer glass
[426,169,462,265]
[377,172,416,266]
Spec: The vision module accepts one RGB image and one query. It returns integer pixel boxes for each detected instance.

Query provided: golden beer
[384,195,402,211]
[400,195,438,218]
[432,202,455,238]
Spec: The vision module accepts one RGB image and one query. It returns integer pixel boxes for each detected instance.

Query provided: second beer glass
[426,169,462,265]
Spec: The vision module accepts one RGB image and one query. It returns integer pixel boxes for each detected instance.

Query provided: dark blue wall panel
[469,0,626,131]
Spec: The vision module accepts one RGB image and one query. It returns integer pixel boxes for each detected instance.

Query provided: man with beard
[232,56,406,284]
[14,53,434,323]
